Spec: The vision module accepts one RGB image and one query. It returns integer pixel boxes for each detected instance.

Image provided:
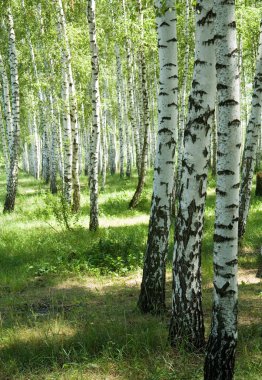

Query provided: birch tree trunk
[129,0,150,209]
[87,0,100,231]
[0,105,9,176]
[0,53,13,155]
[175,0,190,197]
[238,19,262,239]
[49,93,58,194]
[204,0,241,377]
[115,44,125,178]
[56,0,80,211]
[3,7,20,213]
[137,0,178,313]
[169,0,216,349]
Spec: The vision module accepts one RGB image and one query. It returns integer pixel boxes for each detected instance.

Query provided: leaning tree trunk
[3,7,20,213]
[129,0,150,209]
[137,0,178,314]
[238,18,262,239]
[204,1,241,379]
[169,0,216,349]
[87,0,101,231]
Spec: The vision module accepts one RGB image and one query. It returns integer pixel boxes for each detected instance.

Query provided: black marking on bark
[215,223,233,230]
[196,173,207,181]
[228,119,240,126]
[213,34,224,41]
[158,44,168,48]
[216,189,227,196]
[219,99,238,107]
[159,127,172,134]
[197,9,216,26]
[154,166,160,175]
[161,116,171,122]
[232,183,240,189]
[163,63,176,67]
[167,102,177,107]
[195,59,206,66]
[217,170,234,175]
[221,273,235,279]
[226,204,239,209]
[203,38,216,46]
[159,92,168,96]
[203,147,208,157]
[225,259,238,266]
[184,129,197,143]
[226,48,238,57]
[167,37,177,42]
[182,159,194,175]
[217,83,228,90]
[216,63,227,70]
[192,80,199,88]
[160,21,169,27]
[214,263,224,270]
[168,75,178,79]
[214,281,230,296]
[236,143,241,148]
[195,90,207,97]
[188,96,202,112]
[217,151,225,157]
[214,234,235,242]
[228,21,236,28]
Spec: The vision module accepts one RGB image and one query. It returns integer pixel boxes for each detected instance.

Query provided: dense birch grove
[0,1,261,379]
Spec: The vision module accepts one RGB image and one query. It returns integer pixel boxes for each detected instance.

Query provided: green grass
[0,167,261,379]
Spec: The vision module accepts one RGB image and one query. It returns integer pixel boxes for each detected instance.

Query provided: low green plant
[44,191,80,231]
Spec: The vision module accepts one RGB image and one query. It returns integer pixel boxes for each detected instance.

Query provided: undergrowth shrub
[27,227,147,277]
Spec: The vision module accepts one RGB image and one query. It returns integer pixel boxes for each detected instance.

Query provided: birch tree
[169,0,216,349]
[56,0,80,211]
[87,0,100,231]
[129,0,150,209]
[3,6,20,213]
[137,0,178,313]
[204,0,241,377]
[238,18,262,238]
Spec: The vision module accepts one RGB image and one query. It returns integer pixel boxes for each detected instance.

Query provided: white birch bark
[55,0,80,210]
[175,0,190,196]
[49,93,58,194]
[137,0,178,313]
[3,7,20,213]
[0,105,9,176]
[87,0,100,231]
[22,142,30,174]
[0,53,13,155]
[129,0,150,209]
[169,0,216,348]
[204,0,241,378]
[115,44,125,178]
[238,19,262,238]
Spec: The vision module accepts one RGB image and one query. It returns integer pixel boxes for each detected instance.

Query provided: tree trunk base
[169,316,205,351]
[204,334,237,380]
[137,286,166,315]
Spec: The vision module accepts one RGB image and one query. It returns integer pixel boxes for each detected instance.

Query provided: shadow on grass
[1,277,262,380]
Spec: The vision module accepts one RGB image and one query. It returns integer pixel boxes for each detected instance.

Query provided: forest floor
[0,169,261,380]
